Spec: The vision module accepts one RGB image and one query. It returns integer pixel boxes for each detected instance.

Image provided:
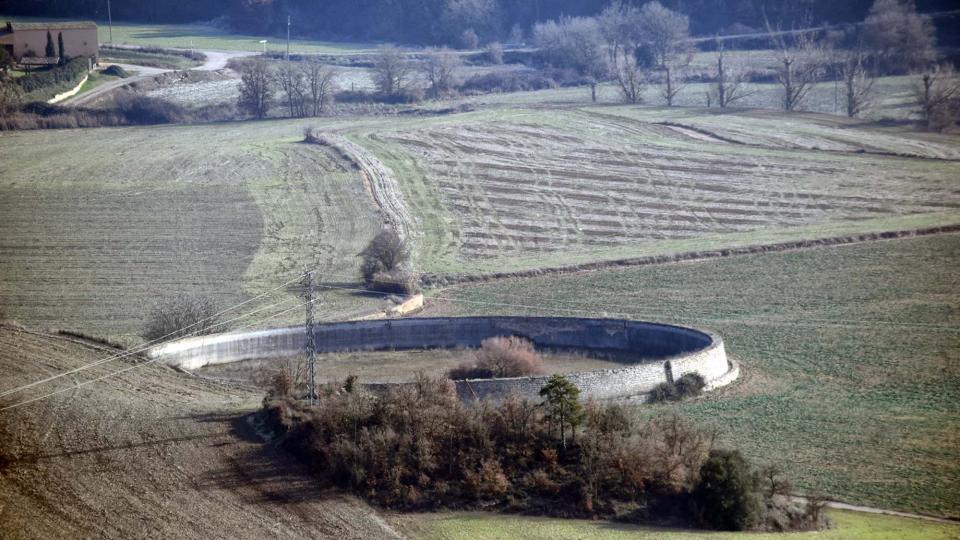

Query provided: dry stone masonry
[150,317,736,402]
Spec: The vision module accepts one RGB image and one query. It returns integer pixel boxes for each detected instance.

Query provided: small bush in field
[142,294,220,341]
[448,336,545,379]
[648,372,706,403]
[359,229,418,294]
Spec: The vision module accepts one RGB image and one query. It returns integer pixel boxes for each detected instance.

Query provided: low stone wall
[149,317,734,402]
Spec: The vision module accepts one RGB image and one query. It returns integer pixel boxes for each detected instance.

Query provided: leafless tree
[637,1,689,68]
[422,47,463,98]
[372,46,412,95]
[613,53,645,104]
[864,0,937,73]
[840,46,875,118]
[713,40,753,108]
[660,51,693,106]
[302,60,337,115]
[274,62,307,118]
[237,59,272,119]
[767,21,828,111]
[534,16,608,102]
[915,64,960,131]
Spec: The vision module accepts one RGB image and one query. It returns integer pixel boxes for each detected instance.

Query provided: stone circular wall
[149,317,736,402]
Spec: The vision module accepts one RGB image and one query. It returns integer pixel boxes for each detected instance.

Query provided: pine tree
[539,374,584,450]
[45,30,55,58]
[57,32,65,64]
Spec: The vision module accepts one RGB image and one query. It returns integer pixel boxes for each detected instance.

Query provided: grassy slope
[431,234,960,517]
[0,119,383,343]
[99,48,202,69]
[411,510,960,540]
[347,107,960,275]
[0,15,375,54]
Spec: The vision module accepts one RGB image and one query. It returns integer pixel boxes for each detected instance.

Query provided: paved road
[62,48,254,107]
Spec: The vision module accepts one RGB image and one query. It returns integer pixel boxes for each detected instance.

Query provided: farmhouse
[0,21,98,62]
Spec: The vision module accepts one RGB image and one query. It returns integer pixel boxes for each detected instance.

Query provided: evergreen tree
[539,374,584,449]
[57,32,66,64]
[45,31,55,58]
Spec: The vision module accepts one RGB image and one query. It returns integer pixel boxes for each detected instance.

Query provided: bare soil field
[195,349,626,387]
[0,326,401,539]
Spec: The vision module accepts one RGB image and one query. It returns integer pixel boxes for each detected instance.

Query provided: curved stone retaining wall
[149,317,734,402]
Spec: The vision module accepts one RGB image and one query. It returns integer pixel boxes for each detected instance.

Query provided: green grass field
[409,509,960,540]
[428,234,960,517]
[0,118,386,343]
[0,15,376,54]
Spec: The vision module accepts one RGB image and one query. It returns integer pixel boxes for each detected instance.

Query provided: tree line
[5,0,959,46]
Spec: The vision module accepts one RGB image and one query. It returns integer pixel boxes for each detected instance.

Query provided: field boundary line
[420,224,960,287]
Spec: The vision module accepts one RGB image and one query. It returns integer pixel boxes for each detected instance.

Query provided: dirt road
[62,48,253,107]
[0,326,402,539]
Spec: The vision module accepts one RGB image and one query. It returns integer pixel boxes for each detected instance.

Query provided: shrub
[142,294,221,341]
[113,93,186,124]
[648,372,706,403]
[101,65,130,78]
[693,449,764,531]
[15,57,89,95]
[360,229,418,294]
[448,336,545,380]
[259,374,810,529]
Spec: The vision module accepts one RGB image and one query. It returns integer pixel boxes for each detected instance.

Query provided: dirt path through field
[63,48,253,106]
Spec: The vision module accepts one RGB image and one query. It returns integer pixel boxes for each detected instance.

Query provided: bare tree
[915,64,960,131]
[598,3,645,104]
[637,1,689,68]
[422,47,463,98]
[660,52,693,106]
[302,59,337,115]
[713,40,753,108]
[274,62,307,118]
[767,22,827,111]
[372,46,412,95]
[613,52,645,104]
[237,59,272,119]
[840,46,875,118]
[864,0,937,73]
[533,16,608,102]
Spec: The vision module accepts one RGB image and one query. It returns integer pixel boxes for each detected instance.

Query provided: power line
[0,295,322,413]
[0,270,310,399]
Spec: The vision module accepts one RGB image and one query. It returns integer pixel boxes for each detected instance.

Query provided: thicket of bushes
[359,230,419,295]
[15,57,89,96]
[262,374,827,531]
[0,95,236,131]
[649,373,707,403]
[142,294,221,341]
[448,336,545,380]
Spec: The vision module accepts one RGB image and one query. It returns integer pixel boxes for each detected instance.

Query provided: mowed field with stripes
[352,107,960,273]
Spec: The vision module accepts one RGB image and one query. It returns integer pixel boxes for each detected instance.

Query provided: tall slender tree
[45,31,55,58]
[57,32,66,65]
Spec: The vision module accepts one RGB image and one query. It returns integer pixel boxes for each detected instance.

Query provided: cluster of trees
[235,58,337,119]
[528,0,957,129]
[262,373,827,531]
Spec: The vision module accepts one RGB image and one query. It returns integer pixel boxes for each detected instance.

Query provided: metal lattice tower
[303,269,317,405]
